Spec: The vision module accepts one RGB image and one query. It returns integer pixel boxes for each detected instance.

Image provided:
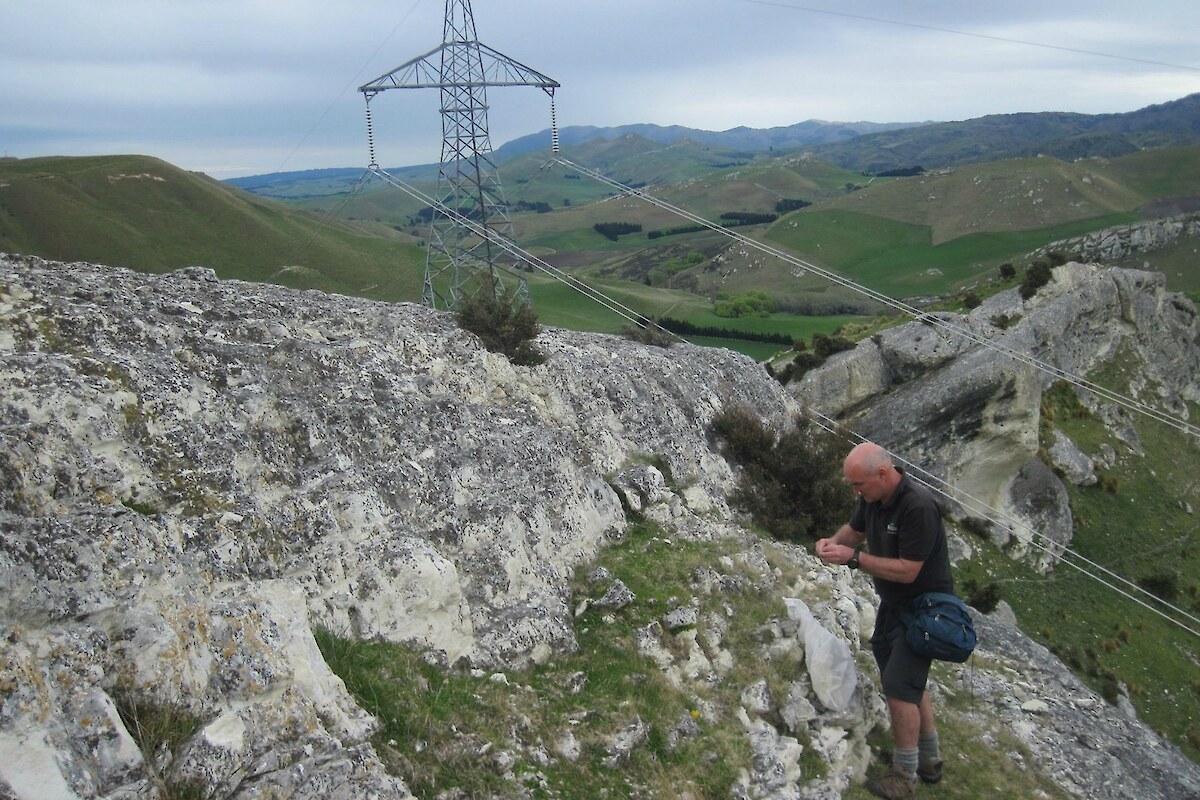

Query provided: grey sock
[919,729,941,764]
[894,746,919,776]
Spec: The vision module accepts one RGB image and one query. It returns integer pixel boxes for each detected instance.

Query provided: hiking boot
[866,765,918,799]
[917,759,943,784]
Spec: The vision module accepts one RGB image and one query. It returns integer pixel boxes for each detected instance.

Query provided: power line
[551,155,1200,440]
[803,407,1200,639]
[738,0,1200,74]
[365,165,686,341]
[391,149,1198,637]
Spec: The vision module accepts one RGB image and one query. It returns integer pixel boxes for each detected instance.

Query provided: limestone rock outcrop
[1031,211,1200,265]
[3,254,1198,799]
[0,254,795,798]
[794,263,1199,569]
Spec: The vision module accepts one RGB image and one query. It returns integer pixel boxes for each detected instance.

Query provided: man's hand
[815,538,852,566]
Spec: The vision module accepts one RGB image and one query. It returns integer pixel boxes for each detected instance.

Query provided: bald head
[845,442,892,472]
[843,442,900,503]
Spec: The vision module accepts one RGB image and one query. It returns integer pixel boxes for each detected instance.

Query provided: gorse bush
[454,285,546,366]
[1019,260,1055,300]
[619,320,675,348]
[711,407,853,542]
[772,332,856,385]
[961,577,1004,613]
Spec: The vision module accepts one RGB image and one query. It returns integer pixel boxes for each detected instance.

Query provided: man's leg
[868,695,920,798]
[887,696,921,749]
[916,691,943,783]
[919,691,935,733]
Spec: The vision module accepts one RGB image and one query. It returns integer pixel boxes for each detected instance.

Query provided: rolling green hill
[0,154,855,355]
[7,134,1199,358]
[581,146,1200,305]
[0,155,426,301]
[809,92,1200,172]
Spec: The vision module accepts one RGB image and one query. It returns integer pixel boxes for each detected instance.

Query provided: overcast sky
[4,0,1199,179]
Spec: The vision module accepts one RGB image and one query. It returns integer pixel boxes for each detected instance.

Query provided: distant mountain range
[492,119,928,160]
[227,92,1200,189]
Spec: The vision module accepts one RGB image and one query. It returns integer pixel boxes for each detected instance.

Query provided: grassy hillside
[227,136,1200,322]
[813,157,1147,243]
[809,92,1200,172]
[955,370,1200,762]
[0,155,426,301]
[692,148,1200,304]
[8,144,1197,359]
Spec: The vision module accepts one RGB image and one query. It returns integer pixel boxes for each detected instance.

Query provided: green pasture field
[1101,144,1200,198]
[527,274,862,359]
[765,210,1140,297]
[1113,237,1200,295]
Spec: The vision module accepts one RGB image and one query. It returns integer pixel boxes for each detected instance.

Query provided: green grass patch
[955,358,1200,762]
[316,519,831,799]
[766,210,1139,298]
[113,691,208,800]
[842,696,1076,800]
[527,272,864,359]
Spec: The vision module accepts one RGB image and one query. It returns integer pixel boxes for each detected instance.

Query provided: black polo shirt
[849,469,954,603]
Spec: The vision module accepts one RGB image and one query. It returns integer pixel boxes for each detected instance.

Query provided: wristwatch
[847,547,862,570]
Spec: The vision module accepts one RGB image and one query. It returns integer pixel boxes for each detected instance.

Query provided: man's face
[844,462,887,503]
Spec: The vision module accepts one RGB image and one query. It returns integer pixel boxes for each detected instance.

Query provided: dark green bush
[454,286,546,366]
[1019,260,1054,300]
[1138,571,1180,602]
[620,321,675,348]
[959,516,992,540]
[961,578,1003,614]
[811,332,854,359]
[774,332,856,385]
[711,407,852,542]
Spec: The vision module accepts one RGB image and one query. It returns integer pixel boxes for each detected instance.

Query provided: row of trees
[593,222,643,241]
[656,317,793,345]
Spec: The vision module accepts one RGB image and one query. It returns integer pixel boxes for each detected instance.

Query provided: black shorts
[871,600,932,705]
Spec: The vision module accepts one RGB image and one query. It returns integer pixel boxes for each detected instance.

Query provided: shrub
[811,332,854,359]
[961,578,1003,614]
[454,285,546,366]
[1138,571,1180,602]
[1019,260,1054,300]
[959,516,992,540]
[999,263,1016,280]
[713,290,776,318]
[620,321,675,348]
[990,313,1020,330]
[711,407,852,542]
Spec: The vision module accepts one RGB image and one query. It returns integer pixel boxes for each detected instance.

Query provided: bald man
[816,443,954,799]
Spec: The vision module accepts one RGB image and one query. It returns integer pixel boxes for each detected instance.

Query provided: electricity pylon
[360,0,559,310]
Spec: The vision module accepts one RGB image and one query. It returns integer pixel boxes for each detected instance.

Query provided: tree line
[656,317,793,345]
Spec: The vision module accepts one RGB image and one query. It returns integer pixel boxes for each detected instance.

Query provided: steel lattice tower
[360,0,559,309]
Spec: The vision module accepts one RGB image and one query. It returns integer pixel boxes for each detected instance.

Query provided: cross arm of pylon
[359,42,559,95]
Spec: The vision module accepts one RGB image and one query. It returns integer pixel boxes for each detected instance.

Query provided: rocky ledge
[2,255,1198,799]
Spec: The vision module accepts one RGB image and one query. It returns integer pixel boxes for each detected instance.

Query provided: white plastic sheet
[784,597,857,712]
